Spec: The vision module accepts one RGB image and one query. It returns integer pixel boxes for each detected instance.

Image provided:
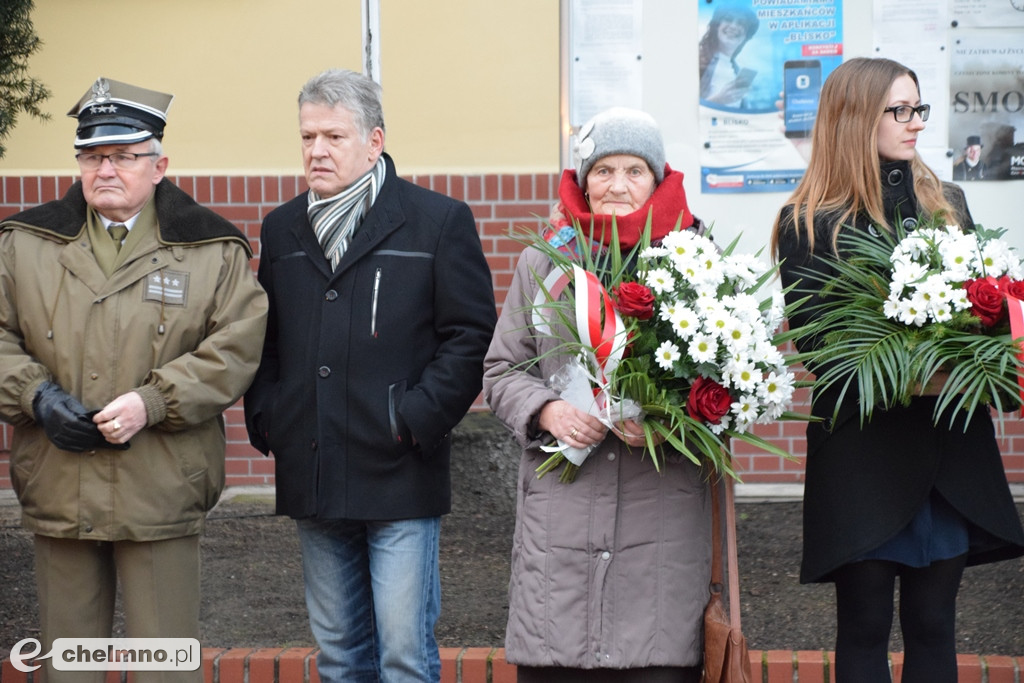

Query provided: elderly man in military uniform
[0,78,267,682]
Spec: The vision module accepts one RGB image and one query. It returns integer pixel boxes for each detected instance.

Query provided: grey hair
[298,69,385,139]
[148,137,163,156]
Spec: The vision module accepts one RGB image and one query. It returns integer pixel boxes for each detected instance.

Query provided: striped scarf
[307,156,387,269]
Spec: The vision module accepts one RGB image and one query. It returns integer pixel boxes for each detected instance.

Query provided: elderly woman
[483,108,711,683]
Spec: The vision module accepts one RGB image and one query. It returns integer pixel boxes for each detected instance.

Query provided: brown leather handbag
[702,474,753,683]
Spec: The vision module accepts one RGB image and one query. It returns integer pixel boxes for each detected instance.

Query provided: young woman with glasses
[770,57,1024,682]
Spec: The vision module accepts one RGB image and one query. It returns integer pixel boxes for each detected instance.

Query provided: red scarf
[552,164,694,249]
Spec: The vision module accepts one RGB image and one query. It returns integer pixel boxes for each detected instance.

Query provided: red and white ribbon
[1004,294,1024,411]
[572,265,628,381]
[532,265,629,380]
[532,267,573,337]
[532,265,635,466]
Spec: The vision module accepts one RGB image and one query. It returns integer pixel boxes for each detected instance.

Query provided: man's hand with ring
[93,391,146,445]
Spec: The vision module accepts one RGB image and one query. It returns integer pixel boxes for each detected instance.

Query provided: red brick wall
[2,173,1023,489]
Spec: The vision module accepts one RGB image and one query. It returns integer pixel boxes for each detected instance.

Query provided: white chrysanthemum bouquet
[789,221,1024,426]
[518,217,805,482]
[632,229,796,434]
[884,225,1024,327]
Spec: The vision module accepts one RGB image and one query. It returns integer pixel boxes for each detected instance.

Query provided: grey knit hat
[573,107,665,190]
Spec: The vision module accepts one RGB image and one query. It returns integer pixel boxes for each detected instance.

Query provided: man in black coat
[244,69,496,683]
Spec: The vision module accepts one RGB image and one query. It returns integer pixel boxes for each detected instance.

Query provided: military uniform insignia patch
[145,270,189,306]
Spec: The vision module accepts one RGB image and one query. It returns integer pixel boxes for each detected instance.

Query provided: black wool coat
[777,160,1024,583]
[245,154,496,520]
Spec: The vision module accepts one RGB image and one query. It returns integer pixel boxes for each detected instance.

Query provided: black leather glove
[32,381,129,452]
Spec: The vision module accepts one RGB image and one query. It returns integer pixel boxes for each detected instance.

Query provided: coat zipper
[371,268,381,337]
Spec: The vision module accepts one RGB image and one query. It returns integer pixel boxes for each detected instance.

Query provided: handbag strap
[710,474,723,585]
[709,473,743,631]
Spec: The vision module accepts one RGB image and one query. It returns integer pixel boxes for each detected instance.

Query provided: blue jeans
[295,516,442,683]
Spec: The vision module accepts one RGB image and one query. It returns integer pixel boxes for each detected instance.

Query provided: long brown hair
[770,57,954,260]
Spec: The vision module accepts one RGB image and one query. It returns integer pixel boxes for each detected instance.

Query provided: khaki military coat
[0,180,268,541]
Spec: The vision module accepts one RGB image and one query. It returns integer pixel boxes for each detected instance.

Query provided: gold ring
[112,420,121,431]
[569,426,578,439]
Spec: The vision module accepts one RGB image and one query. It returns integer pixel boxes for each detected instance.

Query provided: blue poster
[697,0,844,193]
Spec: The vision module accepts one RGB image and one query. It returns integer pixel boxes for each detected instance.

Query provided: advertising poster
[949,29,1024,181]
[698,0,843,193]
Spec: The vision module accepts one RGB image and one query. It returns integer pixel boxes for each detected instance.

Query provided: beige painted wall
[1,0,560,176]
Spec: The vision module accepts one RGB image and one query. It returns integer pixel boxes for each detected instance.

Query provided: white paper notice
[952,0,1024,28]
[569,0,644,126]
[872,0,951,156]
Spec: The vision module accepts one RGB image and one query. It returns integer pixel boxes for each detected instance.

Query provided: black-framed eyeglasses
[75,152,159,170]
[883,104,930,123]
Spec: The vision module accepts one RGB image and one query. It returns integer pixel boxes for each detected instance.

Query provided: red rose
[999,276,1024,302]
[964,278,1006,327]
[686,376,733,425]
[613,282,656,320]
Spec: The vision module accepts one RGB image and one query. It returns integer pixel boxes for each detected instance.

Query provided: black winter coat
[245,154,496,520]
[777,160,1024,583]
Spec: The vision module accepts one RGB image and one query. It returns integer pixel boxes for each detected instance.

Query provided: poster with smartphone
[697,0,844,193]
[782,60,822,138]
